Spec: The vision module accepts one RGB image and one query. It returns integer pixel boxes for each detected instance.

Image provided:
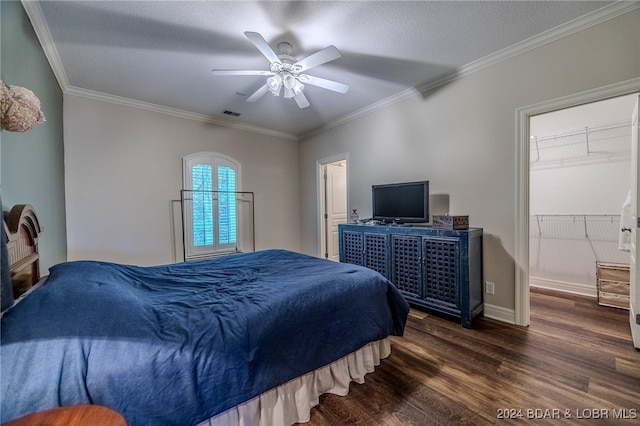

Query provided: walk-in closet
[529,94,637,298]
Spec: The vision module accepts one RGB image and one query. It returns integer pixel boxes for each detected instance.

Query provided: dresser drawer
[598,279,630,296]
[597,289,630,310]
[596,261,629,282]
[597,280,629,310]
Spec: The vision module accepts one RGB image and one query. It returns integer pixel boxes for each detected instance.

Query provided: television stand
[338,223,483,328]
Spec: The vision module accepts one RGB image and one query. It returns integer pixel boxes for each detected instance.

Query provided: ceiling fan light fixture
[211,31,348,109]
[293,81,304,96]
[283,86,295,99]
[267,74,282,96]
[282,73,296,90]
[283,76,304,99]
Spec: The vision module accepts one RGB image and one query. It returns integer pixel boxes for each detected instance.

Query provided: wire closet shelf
[529,214,629,266]
[530,214,621,240]
[530,119,631,166]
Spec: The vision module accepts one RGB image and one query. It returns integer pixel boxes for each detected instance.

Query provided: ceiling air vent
[223,110,241,117]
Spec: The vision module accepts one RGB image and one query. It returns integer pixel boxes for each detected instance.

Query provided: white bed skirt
[199,337,391,426]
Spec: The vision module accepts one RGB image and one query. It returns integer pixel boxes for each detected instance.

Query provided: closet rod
[530,214,620,237]
[530,214,620,219]
[530,119,630,144]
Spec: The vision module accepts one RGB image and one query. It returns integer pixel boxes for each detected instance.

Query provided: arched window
[183,152,241,258]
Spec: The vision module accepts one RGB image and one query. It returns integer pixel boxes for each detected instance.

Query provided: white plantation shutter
[192,164,214,247]
[183,153,241,258]
[217,165,237,244]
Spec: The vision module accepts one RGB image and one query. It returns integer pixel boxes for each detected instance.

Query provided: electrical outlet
[486,281,495,295]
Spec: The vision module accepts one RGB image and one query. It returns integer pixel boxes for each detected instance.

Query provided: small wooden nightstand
[3,405,127,426]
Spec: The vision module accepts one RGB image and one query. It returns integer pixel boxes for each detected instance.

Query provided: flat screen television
[372,181,429,224]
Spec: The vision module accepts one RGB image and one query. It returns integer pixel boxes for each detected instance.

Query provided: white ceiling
[29,0,617,138]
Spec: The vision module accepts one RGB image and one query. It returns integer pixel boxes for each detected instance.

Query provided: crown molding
[23,0,639,141]
[21,0,298,141]
[417,1,640,95]
[64,86,299,141]
[21,0,70,91]
[301,1,640,140]
[300,87,419,139]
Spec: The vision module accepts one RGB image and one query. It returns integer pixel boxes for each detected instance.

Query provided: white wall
[530,163,630,214]
[530,95,636,215]
[64,95,301,266]
[299,9,640,314]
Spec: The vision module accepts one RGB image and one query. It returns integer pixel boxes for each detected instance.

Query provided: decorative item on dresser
[339,223,483,328]
[1,204,409,426]
[432,214,469,230]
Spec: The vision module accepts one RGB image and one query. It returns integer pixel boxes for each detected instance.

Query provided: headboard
[3,204,43,298]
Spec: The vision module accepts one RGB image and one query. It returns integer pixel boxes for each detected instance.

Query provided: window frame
[182,152,242,259]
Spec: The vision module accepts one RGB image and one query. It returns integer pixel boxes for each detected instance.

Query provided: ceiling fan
[212,32,349,109]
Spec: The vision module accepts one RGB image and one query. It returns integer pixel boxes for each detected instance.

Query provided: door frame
[630,94,639,348]
[515,78,640,326]
[317,153,349,259]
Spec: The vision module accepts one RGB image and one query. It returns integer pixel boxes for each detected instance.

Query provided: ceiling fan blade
[299,74,349,94]
[246,84,269,102]
[244,31,282,66]
[211,70,274,76]
[294,45,342,72]
[293,92,310,109]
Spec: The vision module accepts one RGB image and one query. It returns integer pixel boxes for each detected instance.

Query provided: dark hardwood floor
[305,288,640,425]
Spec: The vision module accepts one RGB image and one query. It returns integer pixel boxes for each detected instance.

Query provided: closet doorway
[318,156,348,261]
[528,94,637,298]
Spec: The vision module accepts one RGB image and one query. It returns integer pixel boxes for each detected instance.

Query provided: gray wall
[1,0,66,272]
[63,95,301,265]
[298,9,640,316]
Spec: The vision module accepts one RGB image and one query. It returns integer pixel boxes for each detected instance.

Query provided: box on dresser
[432,215,469,230]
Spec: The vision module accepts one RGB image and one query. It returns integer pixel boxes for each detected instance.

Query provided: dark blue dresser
[339,223,483,328]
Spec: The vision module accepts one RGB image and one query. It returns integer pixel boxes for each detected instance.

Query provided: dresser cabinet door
[364,232,390,279]
[342,230,364,265]
[342,231,390,279]
[391,235,423,298]
[423,236,460,313]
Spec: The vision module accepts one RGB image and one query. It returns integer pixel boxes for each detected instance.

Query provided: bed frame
[3,204,43,298]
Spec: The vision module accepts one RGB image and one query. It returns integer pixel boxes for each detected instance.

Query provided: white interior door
[630,94,639,348]
[325,162,347,261]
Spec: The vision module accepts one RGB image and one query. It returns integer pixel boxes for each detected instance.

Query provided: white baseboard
[484,277,600,322]
[530,277,597,298]
[483,277,598,326]
[483,303,516,324]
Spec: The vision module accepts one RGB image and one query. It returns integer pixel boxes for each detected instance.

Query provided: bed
[1,204,409,426]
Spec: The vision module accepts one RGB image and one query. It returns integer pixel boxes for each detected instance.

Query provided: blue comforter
[1,249,408,425]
